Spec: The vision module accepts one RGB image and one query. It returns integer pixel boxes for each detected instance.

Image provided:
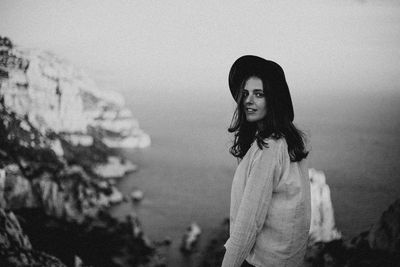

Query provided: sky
[1,0,400,101]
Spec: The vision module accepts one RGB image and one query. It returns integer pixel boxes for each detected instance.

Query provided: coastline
[0,36,161,267]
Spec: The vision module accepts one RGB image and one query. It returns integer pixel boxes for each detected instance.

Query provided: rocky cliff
[0,36,150,148]
[0,35,147,220]
[0,209,68,267]
[305,198,400,267]
[0,36,163,267]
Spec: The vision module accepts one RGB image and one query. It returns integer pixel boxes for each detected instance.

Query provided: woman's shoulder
[250,137,287,161]
[247,138,288,170]
[262,137,287,150]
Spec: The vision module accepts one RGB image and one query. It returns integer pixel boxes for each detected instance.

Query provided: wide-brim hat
[228,55,294,122]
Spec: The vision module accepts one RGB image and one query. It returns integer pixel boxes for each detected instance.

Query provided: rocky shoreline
[0,36,162,266]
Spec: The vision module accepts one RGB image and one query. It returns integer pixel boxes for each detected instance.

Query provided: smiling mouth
[246,108,257,113]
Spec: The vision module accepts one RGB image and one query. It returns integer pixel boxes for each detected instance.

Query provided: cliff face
[305,198,400,267]
[0,94,121,220]
[0,35,152,219]
[0,209,67,267]
[367,199,400,255]
[0,36,163,267]
[0,36,150,148]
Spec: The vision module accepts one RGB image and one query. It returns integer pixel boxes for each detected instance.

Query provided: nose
[244,94,254,105]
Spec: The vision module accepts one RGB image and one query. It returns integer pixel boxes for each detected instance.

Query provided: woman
[222,55,311,267]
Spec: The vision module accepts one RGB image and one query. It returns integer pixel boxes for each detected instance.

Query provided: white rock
[67,134,93,147]
[50,139,64,157]
[101,109,118,120]
[137,133,151,148]
[1,44,150,148]
[108,186,123,204]
[119,108,133,118]
[26,56,87,132]
[102,136,137,149]
[309,168,342,243]
[19,120,31,132]
[97,181,109,189]
[81,83,125,107]
[131,189,144,202]
[92,156,137,179]
[181,222,202,252]
[91,118,138,133]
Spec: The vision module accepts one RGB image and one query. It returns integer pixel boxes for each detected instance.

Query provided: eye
[255,92,264,98]
[242,91,249,97]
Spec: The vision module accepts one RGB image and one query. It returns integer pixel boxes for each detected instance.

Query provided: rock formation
[0,102,122,220]
[1,208,166,267]
[92,156,138,179]
[305,198,400,267]
[0,209,68,267]
[0,36,163,266]
[0,35,149,220]
[367,198,400,254]
[131,188,144,202]
[308,168,342,243]
[180,222,202,253]
[0,35,150,149]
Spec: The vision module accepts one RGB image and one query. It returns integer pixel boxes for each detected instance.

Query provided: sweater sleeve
[222,140,282,267]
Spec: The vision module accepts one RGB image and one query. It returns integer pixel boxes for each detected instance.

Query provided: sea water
[110,88,400,266]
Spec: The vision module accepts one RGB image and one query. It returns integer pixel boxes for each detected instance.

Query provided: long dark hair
[228,75,308,162]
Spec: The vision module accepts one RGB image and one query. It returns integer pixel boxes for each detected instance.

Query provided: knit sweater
[223,138,311,267]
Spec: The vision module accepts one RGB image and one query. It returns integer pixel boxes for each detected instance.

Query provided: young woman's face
[242,77,267,124]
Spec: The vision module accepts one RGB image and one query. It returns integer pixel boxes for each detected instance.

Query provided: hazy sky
[1,0,400,99]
